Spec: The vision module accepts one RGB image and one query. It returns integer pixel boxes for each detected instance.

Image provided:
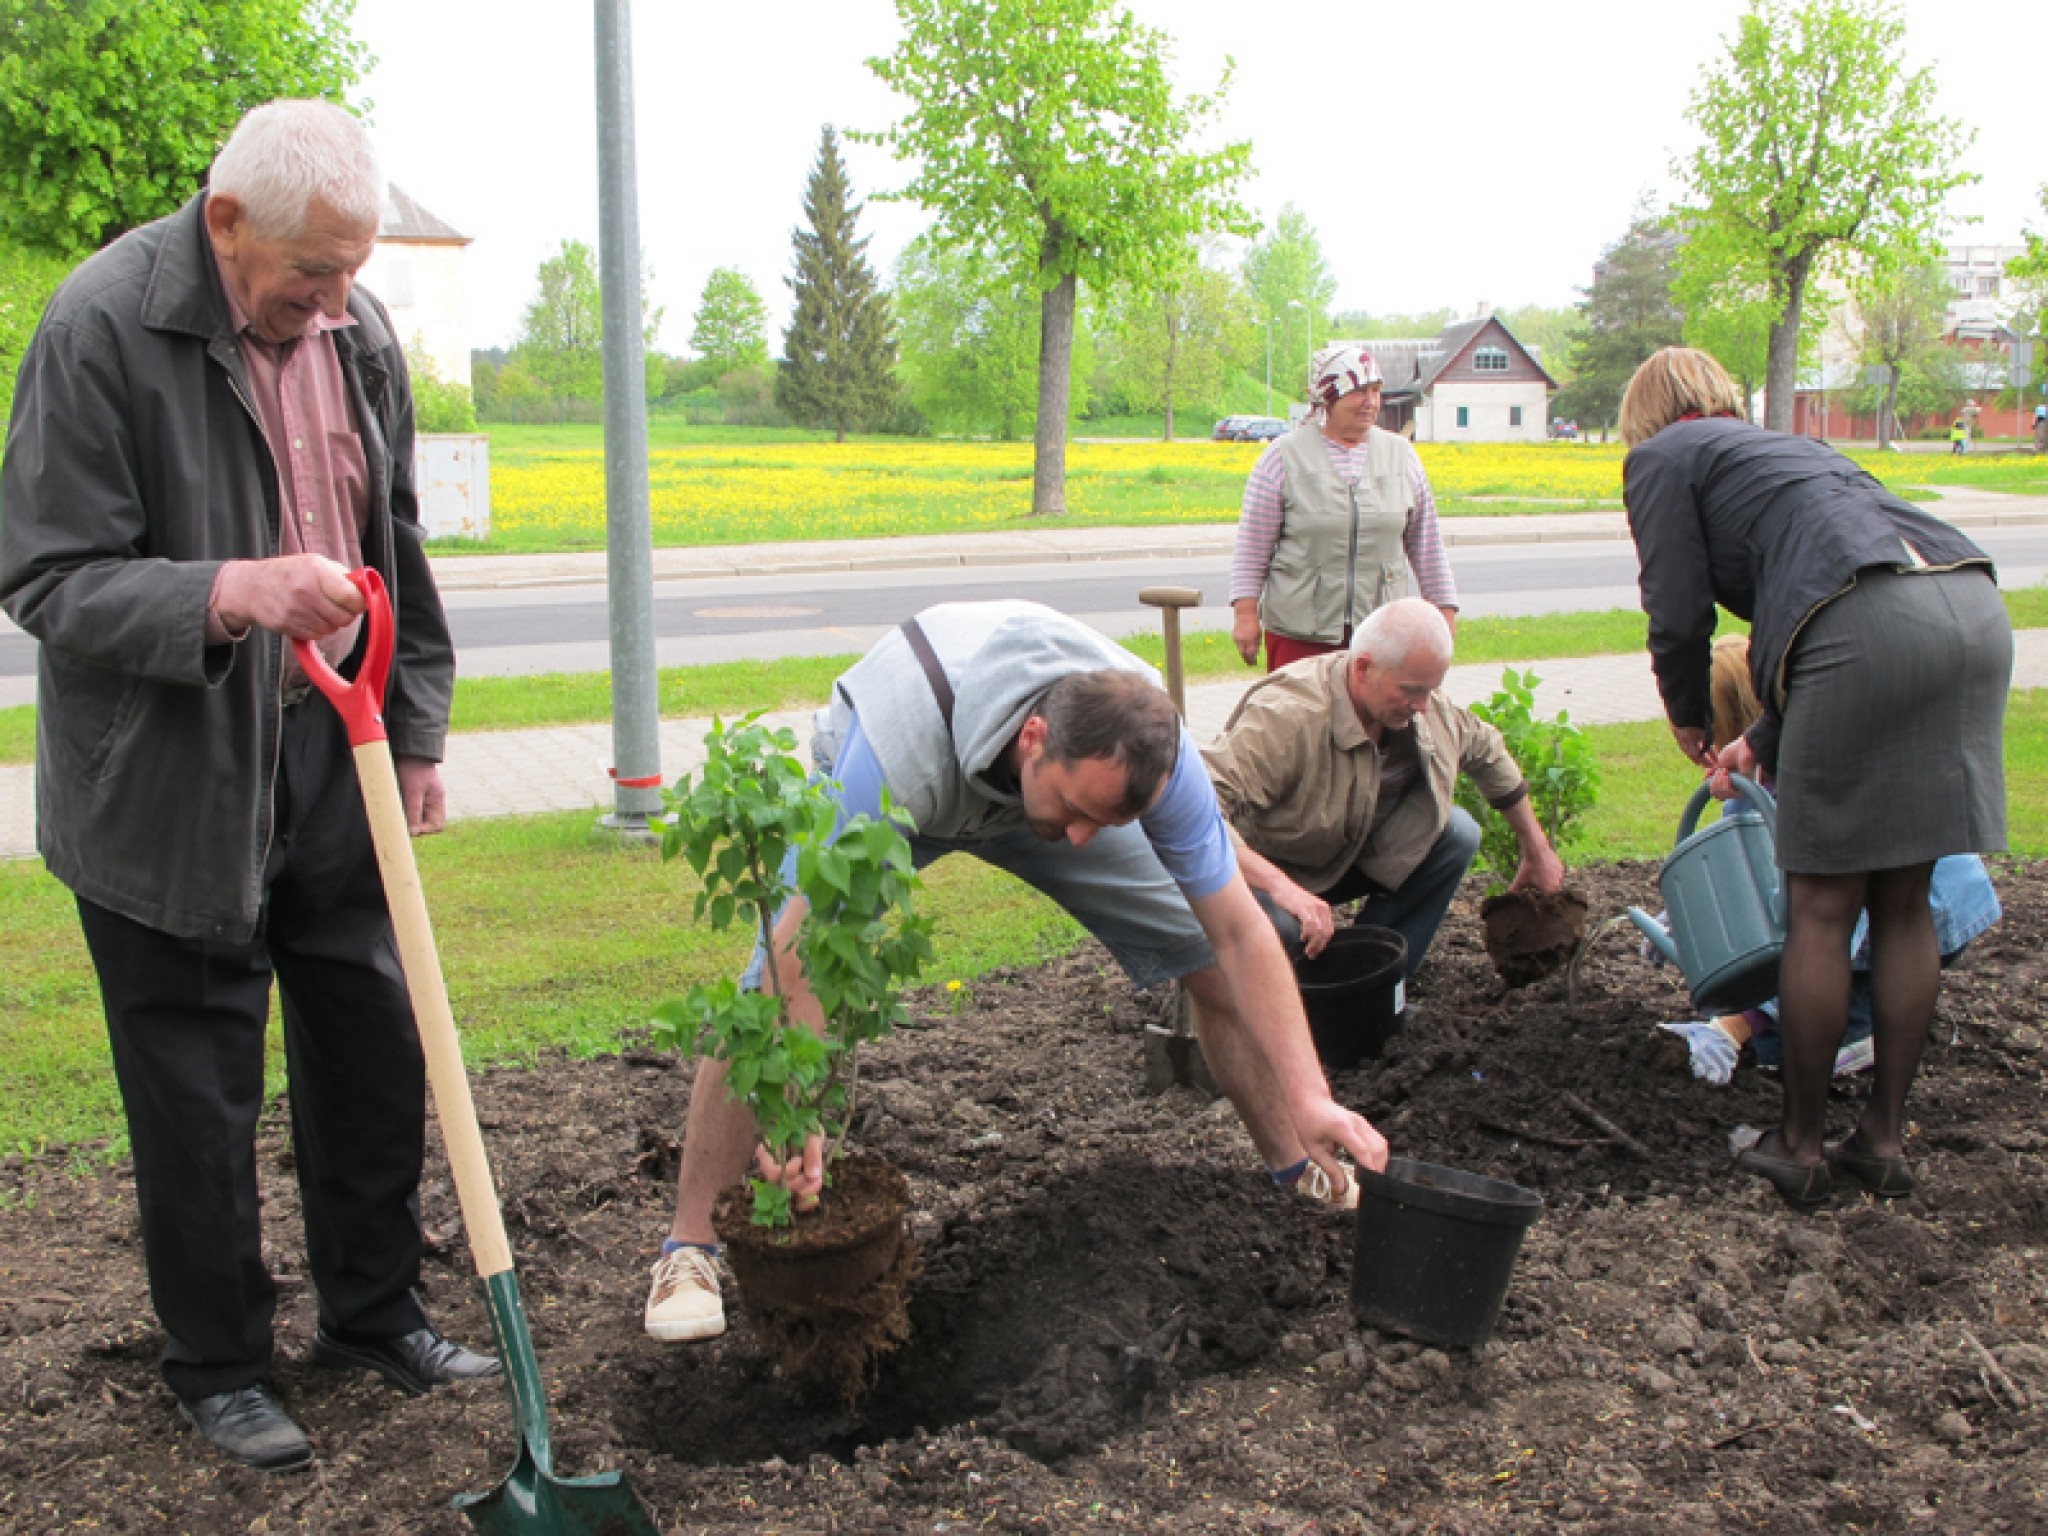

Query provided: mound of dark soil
[4,860,2046,1533]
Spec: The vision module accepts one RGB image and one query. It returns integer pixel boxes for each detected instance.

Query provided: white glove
[1658,1019,1740,1086]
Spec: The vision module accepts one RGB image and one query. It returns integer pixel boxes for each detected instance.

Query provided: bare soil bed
[4,859,2046,1534]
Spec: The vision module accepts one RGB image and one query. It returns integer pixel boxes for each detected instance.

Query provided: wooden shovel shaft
[1139,586,1201,720]
[353,738,515,1279]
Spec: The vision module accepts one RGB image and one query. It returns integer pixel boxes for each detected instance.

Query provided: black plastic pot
[1351,1157,1544,1349]
[1294,925,1406,1069]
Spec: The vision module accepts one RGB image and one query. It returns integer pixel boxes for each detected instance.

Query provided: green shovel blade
[454,1271,661,1536]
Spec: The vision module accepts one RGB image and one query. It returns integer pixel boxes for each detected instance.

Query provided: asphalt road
[4,526,2046,699]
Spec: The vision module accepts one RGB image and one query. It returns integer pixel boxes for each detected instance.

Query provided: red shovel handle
[292,567,394,746]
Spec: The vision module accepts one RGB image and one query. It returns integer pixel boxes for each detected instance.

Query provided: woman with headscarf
[1229,345,1459,671]
[1621,346,2011,1210]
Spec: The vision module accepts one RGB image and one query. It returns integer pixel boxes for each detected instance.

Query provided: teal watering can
[1626,775,1785,1015]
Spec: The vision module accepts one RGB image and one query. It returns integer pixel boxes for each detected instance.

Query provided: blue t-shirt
[831,710,1237,901]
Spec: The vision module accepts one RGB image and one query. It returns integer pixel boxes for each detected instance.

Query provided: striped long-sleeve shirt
[1229,435,1459,609]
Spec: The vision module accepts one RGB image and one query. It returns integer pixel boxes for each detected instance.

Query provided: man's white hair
[210,100,383,238]
[1349,597,1453,668]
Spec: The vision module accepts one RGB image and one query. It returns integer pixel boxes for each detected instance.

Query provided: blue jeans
[1253,807,1482,983]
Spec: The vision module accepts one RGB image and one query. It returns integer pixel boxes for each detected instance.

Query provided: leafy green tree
[404,340,477,434]
[776,126,900,442]
[2009,187,2048,413]
[1097,245,1252,438]
[1675,0,1973,431]
[1555,212,1684,438]
[508,238,662,410]
[512,239,604,402]
[0,241,71,422]
[1328,308,1459,341]
[1498,304,1583,386]
[1672,239,1774,412]
[891,234,1080,440]
[0,0,369,258]
[864,0,1253,515]
[691,266,770,378]
[1242,205,1339,395]
[1851,257,1963,444]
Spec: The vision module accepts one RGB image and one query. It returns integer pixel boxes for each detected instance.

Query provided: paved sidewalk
[7,634,2045,861]
[423,485,2048,592]
[5,488,2045,861]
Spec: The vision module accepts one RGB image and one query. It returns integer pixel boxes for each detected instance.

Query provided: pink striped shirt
[204,250,368,673]
[1229,434,1459,609]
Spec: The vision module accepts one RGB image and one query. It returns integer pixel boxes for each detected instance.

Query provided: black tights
[1774,863,1937,1163]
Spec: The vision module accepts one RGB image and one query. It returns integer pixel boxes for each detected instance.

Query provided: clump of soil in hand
[1480,886,1589,985]
[712,1152,916,1401]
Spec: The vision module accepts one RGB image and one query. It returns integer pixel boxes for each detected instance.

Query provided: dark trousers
[77,698,428,1401]
[1254,807,1483,983]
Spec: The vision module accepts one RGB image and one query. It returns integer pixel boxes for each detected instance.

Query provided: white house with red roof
[1340,312,1556,443]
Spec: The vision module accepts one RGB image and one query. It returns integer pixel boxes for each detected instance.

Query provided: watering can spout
[1625,907,1678,966]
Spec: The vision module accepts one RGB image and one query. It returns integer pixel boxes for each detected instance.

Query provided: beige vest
[1261,423,1415,642]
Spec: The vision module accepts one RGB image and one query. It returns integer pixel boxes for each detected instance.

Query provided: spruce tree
[777,126,899,440]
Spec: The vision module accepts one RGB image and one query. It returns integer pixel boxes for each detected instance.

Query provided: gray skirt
[1774,564,2010,874]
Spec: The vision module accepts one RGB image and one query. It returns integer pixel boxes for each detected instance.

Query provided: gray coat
[0,195,454,941]
[1624,417,1991,771]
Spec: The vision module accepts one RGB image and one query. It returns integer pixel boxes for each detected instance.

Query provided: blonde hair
[1709,634,1761,749]
[1618,347,1746,448]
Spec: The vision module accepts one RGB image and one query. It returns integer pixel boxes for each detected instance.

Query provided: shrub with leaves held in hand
[651,715,933,1226]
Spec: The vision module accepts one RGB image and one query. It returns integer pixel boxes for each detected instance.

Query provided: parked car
[1240,416,1288,442]
[1212,415,1253,441]
[1549,419,1579,441]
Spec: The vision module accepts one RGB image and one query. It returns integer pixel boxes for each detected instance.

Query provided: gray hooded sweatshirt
[819,600,1159,840]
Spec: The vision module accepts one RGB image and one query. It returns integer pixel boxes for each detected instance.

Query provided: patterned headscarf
[1307,344,1383,421]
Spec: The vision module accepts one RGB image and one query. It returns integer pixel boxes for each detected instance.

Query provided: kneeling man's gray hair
[1349,597,1453,668]
[211,100,383,238]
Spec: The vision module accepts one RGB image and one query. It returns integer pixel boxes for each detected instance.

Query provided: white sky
[349,0,2048,355]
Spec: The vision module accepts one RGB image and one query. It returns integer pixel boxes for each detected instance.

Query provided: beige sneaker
[1296,1160,1361,1212]
[644,1246,725,1342]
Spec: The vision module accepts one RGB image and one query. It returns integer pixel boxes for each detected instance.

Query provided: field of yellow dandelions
[476,431,1631,552]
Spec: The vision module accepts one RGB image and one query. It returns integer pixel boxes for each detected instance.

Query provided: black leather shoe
[312,1325,502,1396]
[179,1383,314,1472]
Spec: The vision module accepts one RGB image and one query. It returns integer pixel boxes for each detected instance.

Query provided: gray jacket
[820,600,1158,840]
[0,195,454,941]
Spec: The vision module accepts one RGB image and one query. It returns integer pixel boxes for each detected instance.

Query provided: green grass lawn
[3,685,2042,1158]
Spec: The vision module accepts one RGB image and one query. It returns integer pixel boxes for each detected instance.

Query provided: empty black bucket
[1351,1157,1543,1349]
[1294,925,1406,1069]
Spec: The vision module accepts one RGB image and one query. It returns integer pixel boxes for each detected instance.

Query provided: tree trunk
[1032,271,1076,517]
[1161,303,1178,442]
[1880,368,1900,449]
[1763,259,1811,434]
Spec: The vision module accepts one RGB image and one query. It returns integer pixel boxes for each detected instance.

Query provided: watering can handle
[1674,773,1784,931]
[1674,773,1775,843]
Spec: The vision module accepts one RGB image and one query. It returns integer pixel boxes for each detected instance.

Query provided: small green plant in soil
[651,715,932,1227]
[1456,666,1601,892]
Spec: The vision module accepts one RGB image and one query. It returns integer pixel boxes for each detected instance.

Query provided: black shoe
[313,1326,502,1396]
[179,1383,314,1472]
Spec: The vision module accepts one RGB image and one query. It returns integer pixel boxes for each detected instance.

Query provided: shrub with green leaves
[1454,666,1600,892]
[651,715,932,1227]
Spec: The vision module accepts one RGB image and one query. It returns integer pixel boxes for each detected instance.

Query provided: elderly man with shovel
[0,102,497,1473]
[645,599,1389,1343]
